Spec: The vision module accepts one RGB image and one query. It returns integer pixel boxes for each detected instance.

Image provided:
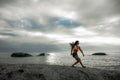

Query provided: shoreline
[0,64,120,80]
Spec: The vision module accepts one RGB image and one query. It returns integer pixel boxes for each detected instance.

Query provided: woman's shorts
[72,53,78,58]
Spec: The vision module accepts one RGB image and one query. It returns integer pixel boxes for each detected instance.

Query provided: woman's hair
[70,42,74,48]
[74,40,79,45]
[70,40,79,48]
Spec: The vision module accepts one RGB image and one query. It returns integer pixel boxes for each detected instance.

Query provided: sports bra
[73,45,79,51]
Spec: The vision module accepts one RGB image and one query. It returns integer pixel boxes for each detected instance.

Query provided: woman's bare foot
[82,66,86,68]
[72,65,75,68]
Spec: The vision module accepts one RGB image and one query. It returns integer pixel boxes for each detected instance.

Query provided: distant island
[92,52,107,55]
[11,52,32,57]
[11,52,49,57]
[37,53,49,56]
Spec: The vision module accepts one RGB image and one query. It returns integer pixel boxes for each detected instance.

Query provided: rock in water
[37,53,49,56]
[92,52,107,55]
[11,52,32,57]
[38,53,45,56]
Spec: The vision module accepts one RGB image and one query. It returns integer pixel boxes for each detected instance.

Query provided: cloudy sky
[0,0,120,53]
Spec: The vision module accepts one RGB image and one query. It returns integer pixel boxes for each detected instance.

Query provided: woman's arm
[70,43,74,55]
[79,46,84,56]
[71,48,73,55]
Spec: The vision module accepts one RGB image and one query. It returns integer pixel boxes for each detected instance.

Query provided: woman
[70,40,86,68]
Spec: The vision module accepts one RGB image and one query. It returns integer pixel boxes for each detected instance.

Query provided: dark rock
[101,71,120,80]
[1,67,5,70]
[38,74,46,80]
[38,53,46,56]
[0,64,120,80]
[17,69,24,73]
[11,52,32,57]
[6,72,13,78]
[92,52,107,55]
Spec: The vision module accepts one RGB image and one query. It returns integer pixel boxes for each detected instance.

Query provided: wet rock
[17,69,24,73]
[0,64,120,80]
[1,67,5,71]
[101,71,120,80]
[11,52,32,57]
[38,74,46,80]
[37,53,48,56]
[6,72,13,78]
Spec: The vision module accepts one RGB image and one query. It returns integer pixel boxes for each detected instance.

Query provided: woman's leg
[79,57,86,68]
[72,57,80,67]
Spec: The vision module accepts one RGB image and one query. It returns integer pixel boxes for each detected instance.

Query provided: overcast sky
[0,0,120,53]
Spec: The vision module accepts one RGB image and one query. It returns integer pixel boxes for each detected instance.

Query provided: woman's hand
[82,53,85,57]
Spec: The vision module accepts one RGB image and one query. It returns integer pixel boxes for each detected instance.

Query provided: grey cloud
[0,40,14,52]
[49,17,80,27]
[0,0,16,6]
[0,40,62,52]
[69,0,120,26]
[0,32,17,37]
[82,43,120,52]
[4,17,80,32]
[109,0,120,14]
[88,19,120,37]
[0,0,120,52]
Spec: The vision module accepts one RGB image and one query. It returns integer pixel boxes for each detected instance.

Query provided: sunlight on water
[46,53,56,65]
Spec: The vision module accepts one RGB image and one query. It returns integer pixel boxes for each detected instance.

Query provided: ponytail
[69,42,75,49]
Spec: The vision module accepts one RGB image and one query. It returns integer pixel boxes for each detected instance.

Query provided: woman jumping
[70,40,86,68]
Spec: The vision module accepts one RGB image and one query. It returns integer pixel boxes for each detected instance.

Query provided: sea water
[0,52,120,70]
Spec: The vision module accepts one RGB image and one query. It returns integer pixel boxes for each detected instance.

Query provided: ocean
[0,51,120,70]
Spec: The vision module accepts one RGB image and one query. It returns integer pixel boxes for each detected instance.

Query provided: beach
[0,64,120,80]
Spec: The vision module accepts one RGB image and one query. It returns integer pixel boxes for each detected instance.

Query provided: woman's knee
[76,58,80,62]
